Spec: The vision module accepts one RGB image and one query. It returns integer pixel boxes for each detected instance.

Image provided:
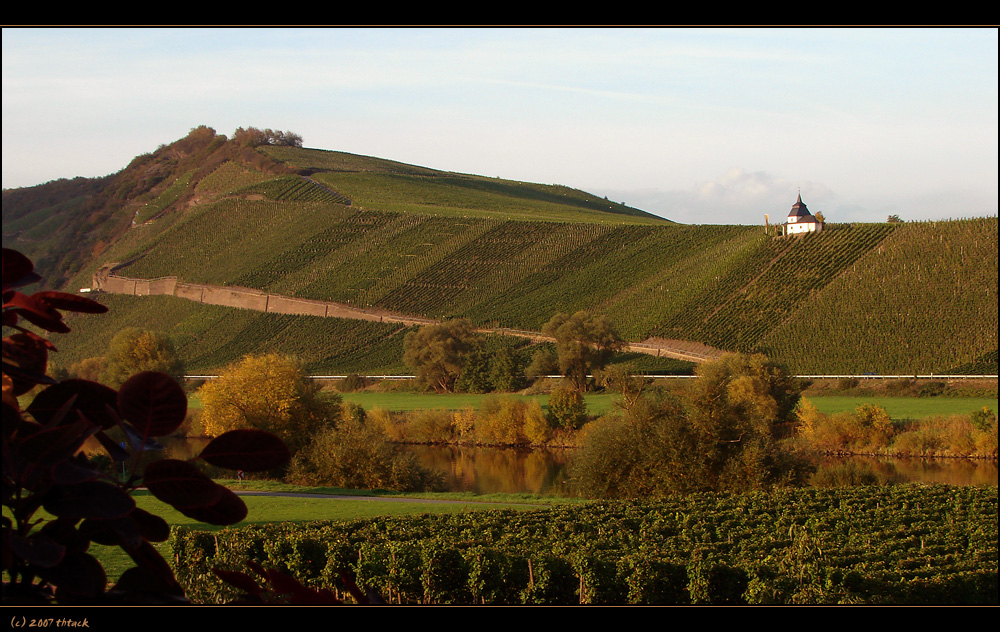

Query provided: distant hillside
[4,126,997,375]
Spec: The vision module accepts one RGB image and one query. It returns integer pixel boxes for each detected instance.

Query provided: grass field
[187,391,621,416]
[187,390,997,421]
[806,395,998,420]
[338,391,619,415]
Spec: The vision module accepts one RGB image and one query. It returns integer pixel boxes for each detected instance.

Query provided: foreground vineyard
[173,484,997,605]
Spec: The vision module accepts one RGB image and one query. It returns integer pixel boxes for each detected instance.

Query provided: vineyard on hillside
[59,294,412,375]
[71,188,998,374]
[760,218,999,374]
[6,134,997,376]
[57,293,694,377]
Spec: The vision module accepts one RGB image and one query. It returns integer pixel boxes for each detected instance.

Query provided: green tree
[526,347,558,380]
[488,346,526,392]
[684,353,805,491]
[197,353,339,455]
[601,364,651,413]
[403,319,481,393]
[455,348,493,393]
[287,410,443,492]
[542,311,624,391]
[571,353,811,498]
[100,327,184,387]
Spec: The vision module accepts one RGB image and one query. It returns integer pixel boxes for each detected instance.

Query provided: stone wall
[96,274,432,325]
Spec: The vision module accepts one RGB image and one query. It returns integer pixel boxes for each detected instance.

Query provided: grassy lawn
[806,395,998,420]
[189,390,620,416]
[191,390,998,421]
[338,391,618,415]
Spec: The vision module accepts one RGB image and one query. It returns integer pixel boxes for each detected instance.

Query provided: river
[405,444,999,496]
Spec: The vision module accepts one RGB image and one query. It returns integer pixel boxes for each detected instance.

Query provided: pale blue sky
[3,27,997,224]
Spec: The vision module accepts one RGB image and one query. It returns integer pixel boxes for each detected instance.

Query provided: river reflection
[405,445,999,496]
[406,445,575,496]
[164,437,997,495]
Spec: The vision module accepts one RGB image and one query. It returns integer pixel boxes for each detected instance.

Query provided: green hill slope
[4,127,997,375]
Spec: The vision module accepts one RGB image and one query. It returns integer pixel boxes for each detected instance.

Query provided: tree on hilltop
[232,126,304,148]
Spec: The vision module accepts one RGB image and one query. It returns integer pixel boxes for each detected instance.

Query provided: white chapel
[783,194,823,235]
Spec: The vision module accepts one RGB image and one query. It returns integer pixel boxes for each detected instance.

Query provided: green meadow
[187,390,621,416]
[187,389,995,421]
[806,395,998,420]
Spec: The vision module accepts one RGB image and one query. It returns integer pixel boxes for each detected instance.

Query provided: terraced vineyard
[759,218,999,373]
[5,131,997,376]
[58,294,413,375]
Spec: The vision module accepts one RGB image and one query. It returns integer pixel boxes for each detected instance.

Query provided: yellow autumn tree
[197,353,339,455]
[101,328,184,387]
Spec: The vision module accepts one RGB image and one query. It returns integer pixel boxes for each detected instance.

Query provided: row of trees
[231,126,303,148]
[402,311,625,394]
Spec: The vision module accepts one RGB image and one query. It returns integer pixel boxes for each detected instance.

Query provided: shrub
[403,409,456,443]
[337,373,370,393]
[969,406,997,432]
[476,396,530,445]
[571,354,813,498]
[286,416,443,492]
[547,386,588,430]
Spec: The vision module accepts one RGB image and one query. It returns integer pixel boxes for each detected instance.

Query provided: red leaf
[143,459,222,509]
[213,568,264,597]
[129,507,171,543]
[10,532,66,568]
[118,372,187,437]
[111,565,187,603]
[37,552,107,598]
[180,486,248,526]
[4,291,69,333]
[119,540,183,595]
[16,419,97,482]
[27,379,119,429]
[2,247,41,292]
[42,481,136,520]
[33,290,108,314]
[199,430,290,472]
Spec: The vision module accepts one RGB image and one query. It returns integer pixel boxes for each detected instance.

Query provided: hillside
[3,126,997,376]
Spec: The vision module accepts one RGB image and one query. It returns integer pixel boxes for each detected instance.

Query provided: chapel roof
[788,193,814,219]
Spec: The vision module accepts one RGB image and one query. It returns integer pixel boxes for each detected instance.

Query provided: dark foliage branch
[2,247,290,604]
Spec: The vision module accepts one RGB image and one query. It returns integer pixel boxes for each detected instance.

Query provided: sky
[2,27,997,225]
